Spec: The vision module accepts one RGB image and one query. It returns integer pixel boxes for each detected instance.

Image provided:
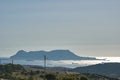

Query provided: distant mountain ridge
[10,50,97,60]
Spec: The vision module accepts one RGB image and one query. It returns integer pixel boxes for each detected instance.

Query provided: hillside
[0,64,119,80]
[10,50,97,60]
[72,63,120,78]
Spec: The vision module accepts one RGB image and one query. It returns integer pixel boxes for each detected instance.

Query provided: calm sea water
[1,57,120,68]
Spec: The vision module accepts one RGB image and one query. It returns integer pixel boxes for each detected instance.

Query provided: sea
[0,57,120,68]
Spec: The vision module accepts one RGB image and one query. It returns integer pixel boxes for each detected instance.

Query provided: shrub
[80,76,88,80]
[61,74,78,80]
[45,73,56,80]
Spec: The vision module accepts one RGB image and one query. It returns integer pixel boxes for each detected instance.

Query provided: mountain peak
[17,50,27,54]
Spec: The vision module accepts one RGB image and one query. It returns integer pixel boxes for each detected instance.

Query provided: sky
[0,0,120,57]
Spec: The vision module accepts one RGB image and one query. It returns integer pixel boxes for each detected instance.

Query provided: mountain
[10,50,97,60]
[72,63,120,78]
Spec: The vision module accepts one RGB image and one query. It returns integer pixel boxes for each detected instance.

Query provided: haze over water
[1,57,120,68]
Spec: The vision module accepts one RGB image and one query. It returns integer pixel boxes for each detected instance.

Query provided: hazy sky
[0,0,120,57]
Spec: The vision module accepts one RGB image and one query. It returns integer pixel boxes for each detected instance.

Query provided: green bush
[80,76,88,80]
[45,73,56,80]
[28,76,33,80]
[61,74,78,80]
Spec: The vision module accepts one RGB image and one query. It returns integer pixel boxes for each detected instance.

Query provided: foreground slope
[0,64,119,80]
